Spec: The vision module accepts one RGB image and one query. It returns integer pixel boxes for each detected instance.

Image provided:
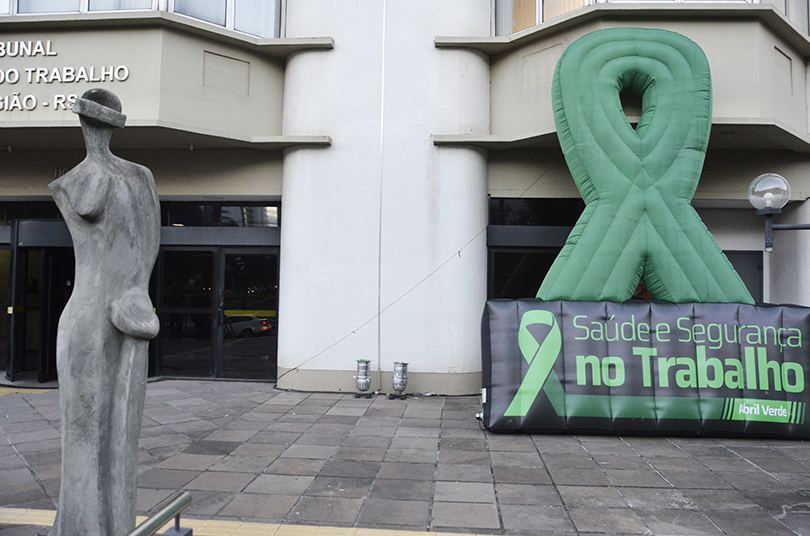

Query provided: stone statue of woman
[49,88,160,536]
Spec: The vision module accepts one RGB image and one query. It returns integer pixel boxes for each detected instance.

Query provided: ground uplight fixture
[747,174,810,252]
[354,359,372,398]
[390,362,408,399]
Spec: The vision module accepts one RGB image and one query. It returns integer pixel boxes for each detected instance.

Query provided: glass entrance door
[156,247,278,379]
[221,251,278,379]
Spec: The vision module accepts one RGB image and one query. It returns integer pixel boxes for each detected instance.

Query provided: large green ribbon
[538,28,753,304]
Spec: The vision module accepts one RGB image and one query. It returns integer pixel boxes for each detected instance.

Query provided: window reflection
[17,0,80,13]
[221,206,278,227]
[89,0,151,10]
[234,0,280,38]
[174,0,226,26]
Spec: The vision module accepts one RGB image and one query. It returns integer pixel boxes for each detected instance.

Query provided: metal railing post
[127,491,192,536]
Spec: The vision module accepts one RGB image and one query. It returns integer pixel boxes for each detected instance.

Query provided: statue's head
[73,88,126,129]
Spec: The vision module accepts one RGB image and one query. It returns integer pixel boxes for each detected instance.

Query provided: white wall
[278,0,490,393]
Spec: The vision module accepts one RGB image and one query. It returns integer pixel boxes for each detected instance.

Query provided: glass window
[174,0,226,26]
[162,203,219,227]
[0,2,9,13]
[89,0,152,10]
[495,0,536,36]
[489,198,584,226]
[221,206,278,227]
[0,201,62,226]
[234,0,279,38]
[17,0,80,13]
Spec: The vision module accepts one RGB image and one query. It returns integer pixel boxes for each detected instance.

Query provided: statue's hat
[72,88,126,129]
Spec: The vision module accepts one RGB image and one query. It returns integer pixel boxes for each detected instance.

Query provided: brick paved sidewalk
[2,379,810,535]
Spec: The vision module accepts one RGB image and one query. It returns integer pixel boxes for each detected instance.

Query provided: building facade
[0,0,808,394]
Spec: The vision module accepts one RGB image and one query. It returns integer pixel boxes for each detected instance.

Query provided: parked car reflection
[223,315,271,338]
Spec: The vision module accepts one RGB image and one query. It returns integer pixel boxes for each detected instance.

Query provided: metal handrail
[127,491,192,536]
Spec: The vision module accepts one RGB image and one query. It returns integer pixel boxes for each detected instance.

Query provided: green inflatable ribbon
[538,28,753,304]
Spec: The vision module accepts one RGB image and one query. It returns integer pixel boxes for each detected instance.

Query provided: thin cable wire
[276,225,487,382]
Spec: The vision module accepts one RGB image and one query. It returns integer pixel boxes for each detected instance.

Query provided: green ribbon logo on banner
[504,310,561,417]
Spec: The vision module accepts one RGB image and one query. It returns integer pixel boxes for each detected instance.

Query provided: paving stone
[436,463,492,482]
[740,489,810,514]
[229,442,286,458]
[202,429,257,442]
[156,453,222,471]
[434,481,496,503]
[179,490,236,516]
[547,467,612,486]
[705,510,797,536]
[136,488,174,514]
[218,493,298,520]
[620,487,696,509]
[496,483,563,506]
[183,471,255,492]
[501,504,575,532]
[208,455,272,473]
[264,457,326,476]
[287,496,363,524]
[558,485,627,507]
[243,474,315,495]
[305,476,374,498]
[634,508,723,535]
[279,444,339,459]
[441,437,487,450]
[357,498,430,528]
[682,488,761,511]
[437,449,490,465]
[249,431,302,444]
[384,448,438,464]
[136,468,200,489]
[658,470,735,490]
[377,462,435,481]
[605,469,672,488]
[430,501,500,530]
[332,446,387,462]
[568,506,652,534]
[319,459,381,478]
[390,436,439,450]
[490,451,545,468]
[182,440,242,456]
[493,465,551,484]
[716,470,790,490]
[370,478,433,501]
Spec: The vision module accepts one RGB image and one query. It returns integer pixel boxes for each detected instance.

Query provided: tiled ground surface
[2,380,810,535]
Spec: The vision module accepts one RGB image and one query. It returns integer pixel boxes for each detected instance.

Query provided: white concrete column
[279,0,490,394]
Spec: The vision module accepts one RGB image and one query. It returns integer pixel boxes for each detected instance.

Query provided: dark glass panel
[489,250,559,299]
[161,251,213,308]
[489,198,585,226]
[159,313,214,377]
[162,204,219,227]
[221,253,278,379]
[0,202,61,226]
[221,206,278,227]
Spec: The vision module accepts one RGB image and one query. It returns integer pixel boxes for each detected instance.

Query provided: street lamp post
[748,173,810,251]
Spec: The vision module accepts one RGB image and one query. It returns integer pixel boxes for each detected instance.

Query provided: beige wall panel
[759,26,807,137]
[0,148,282,198]
[699,150,810,202]
[0,28,162,124]
[158,31,284,140]
[490,19,803,140]
[488,148,579,198]
[489,148,810,205]
[490,24,597,137]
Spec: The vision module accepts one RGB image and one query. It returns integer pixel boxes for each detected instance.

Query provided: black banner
[482,300,810,438]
